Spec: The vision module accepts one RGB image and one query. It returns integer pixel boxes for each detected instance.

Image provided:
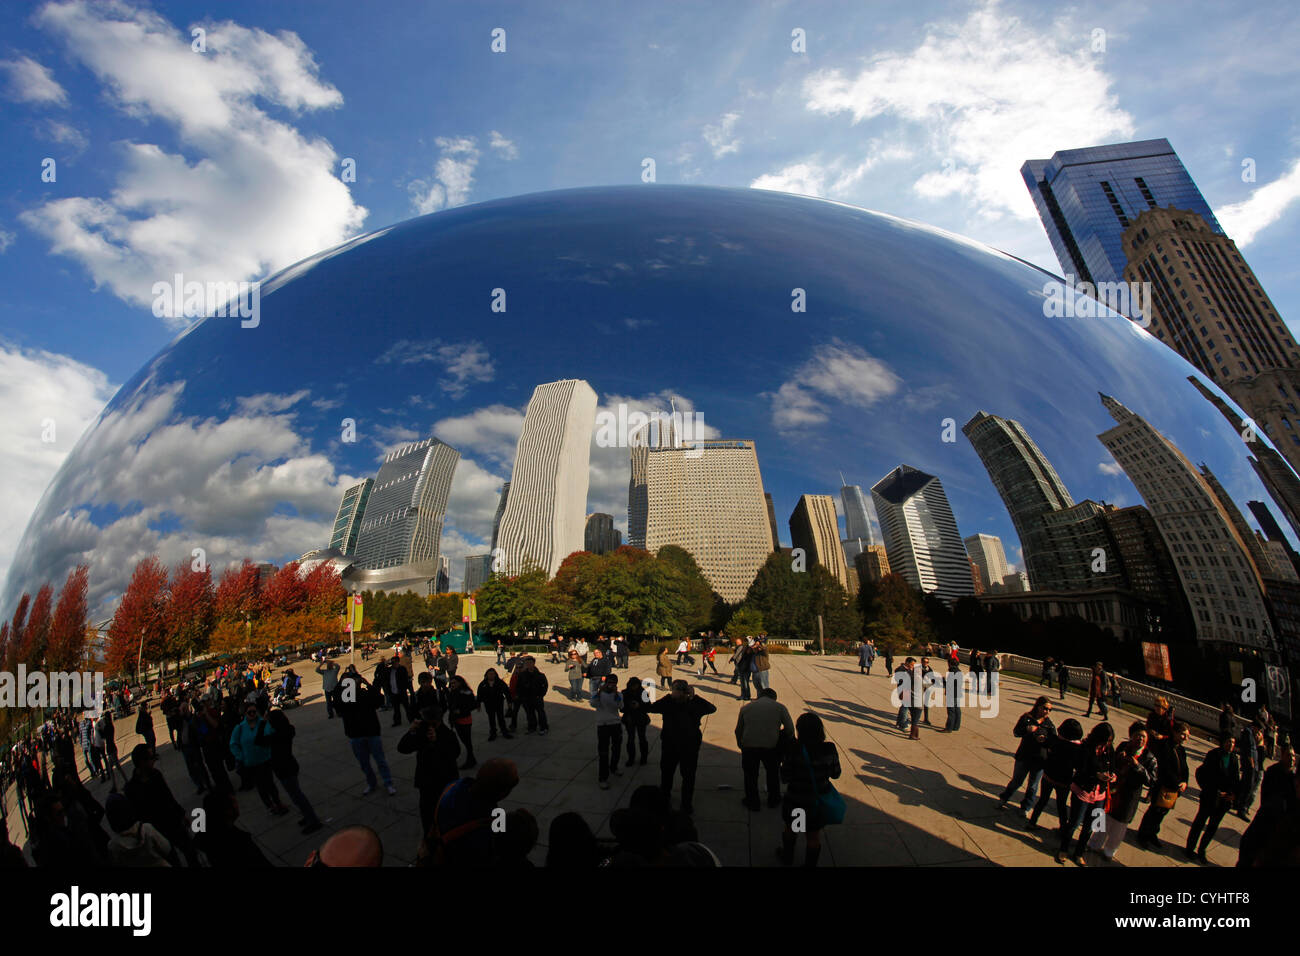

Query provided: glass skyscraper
[329,478,372,555]
[1021,139,1222,286]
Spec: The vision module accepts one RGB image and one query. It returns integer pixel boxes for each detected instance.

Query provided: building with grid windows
[644,440,771,602]
[964,533,1010,593]
[329,479,372,556]
[870,465,974,604]
[789,494,850,592]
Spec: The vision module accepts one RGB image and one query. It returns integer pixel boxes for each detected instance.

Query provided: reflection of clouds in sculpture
[4,185,1288,613]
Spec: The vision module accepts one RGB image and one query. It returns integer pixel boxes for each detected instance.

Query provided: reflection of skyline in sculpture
[495,379,598,577]
[329,478,372,556]
[645,440,771,603]
[789,494,849,592]
[583,512,622,554]
[1098,393,1275,653]
[871,464,973,604]
[964,533,1009,593]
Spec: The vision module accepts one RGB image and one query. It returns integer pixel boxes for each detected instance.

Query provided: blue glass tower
[1021,139,1222,286]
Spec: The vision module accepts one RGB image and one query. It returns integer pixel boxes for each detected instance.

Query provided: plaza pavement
[8,652,1247,867]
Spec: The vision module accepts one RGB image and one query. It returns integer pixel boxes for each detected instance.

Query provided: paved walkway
[6,653,1248,867]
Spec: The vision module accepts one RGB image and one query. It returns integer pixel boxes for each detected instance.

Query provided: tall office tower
[644,440,772,603]
[496,379,598,577]
[463,554,493,593]
[870,465,974,603]
[351,437,460,593]
[839,479,875,545]
[963,411,1078,589]
[854,544,891,585]
[963,533,1010,592]
[436,556,450,594]
[1099,504,1194,638]
[1246,501,1300,578]
[329,479,373,555]
[628,415,677,549]
[789,494,850,592]
[1187,375,1300,542]
[1097,393,1274,652]
[1003,571,1030,593]
[584,512,620,554]
[1022,139,1221,287]
[764,493,781,552]
[490,481,509,552]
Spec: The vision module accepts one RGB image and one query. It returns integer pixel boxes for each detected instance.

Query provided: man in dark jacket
[516,658,549,735]
[372,658,391,711]
[397,706,461,840]
[124,743,195,865]
[997,697,1056,816]
[333,674,396,796]
[389,657,415,726]
[585,649,613,697]
[1235,723,1264,821]
[1185,733,1241,863]
[647,680,718,815]
[1136,721,1190,850]
[194,790,273,867]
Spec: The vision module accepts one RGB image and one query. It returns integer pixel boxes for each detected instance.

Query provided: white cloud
[750,142,912,198]
[374,339,495,398]
[433,404,525,469]
[409,136,481,213]
[702,111,741,159]
[0,346,116,591]
[1098,460,1124,476]
[488,130,518,160]
[0,229,14,254]
[234,389,310,415]
[769,341,902,432]
[0,55,68,105]
[799,2,1134,220]
[21,2,366,327]
[1218,157,1300,246]
[38,118,89,153]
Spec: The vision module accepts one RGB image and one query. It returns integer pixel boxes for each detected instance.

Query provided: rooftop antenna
[839,471,847,487]
[668,396,678,448]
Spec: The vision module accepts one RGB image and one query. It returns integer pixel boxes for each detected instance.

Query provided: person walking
[736,642,755,701]
[657,646,674,691]
[476,668,513,742]
[858,640,876,675]
[1055,659,1070,701]
[1084,663,1109,719]
[621,676,651,768]
[882,645,895,677]
[332,673,397,796]
[228,705,291,817]
[177,700,212,795]
[397,705,461,841]
[1235,723,1264,821]
[778,712,842,867]
[997,697,1056,817]
[969,649,983,695]
[389,656,415,727]
[593,675,624,789]
[615,636,630,669]
[1087,720,1156,862]
[647,680,717,814]
[254,708,323,834]
[1056,722,1115,865]
[1185,734,1241,863]
[894,659,913,733]
[79,714,103,782]
[96,710,127,791]
[446,675,479,770]
[943,655,964,732]
[1040,657,1054,688]
[919,657,935,725]
[1136,721,1190,850]
[736,688,793,810]
[675,638,690,665]
[495,640,507,665]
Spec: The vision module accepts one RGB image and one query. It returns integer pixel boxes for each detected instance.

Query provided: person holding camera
[593,675,624,789]
[398,706,461,841]
[998,696,1056,817]
[647,680,717,815]
[332,673,396,796]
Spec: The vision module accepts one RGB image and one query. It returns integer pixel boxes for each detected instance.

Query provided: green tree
[654,545,715,635]
[864,574,935,653]
[727,606,765,635]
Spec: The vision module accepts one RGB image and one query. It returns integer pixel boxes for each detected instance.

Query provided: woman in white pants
[1088,721,1157,861]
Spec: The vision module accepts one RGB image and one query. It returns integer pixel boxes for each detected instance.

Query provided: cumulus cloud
[432,404,524,470]
[20,1,366,327]
[409,136,480,213]
[769,341,902,432]
[374,339,495,398]
[1218,157,1300,246]
[1,379,361,616]
[702,111,741,158]
[0,346,116,591]
[750,142,912,198]
[0,55,68,105]
[488,130,518,160]
[1098,460,1124,476]
[797,2,1134,220]
[37,118,89,153]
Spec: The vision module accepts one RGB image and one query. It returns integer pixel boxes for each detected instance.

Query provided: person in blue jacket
[228,705,289,817]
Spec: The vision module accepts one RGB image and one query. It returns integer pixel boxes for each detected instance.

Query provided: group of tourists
[995,691,1297,866]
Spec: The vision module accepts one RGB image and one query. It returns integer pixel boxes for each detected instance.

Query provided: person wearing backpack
[1185,733,1241,863]
[423,759,519,866]
[778,712,842,867]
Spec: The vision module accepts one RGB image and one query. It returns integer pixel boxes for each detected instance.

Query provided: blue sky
[1,0,1298,592]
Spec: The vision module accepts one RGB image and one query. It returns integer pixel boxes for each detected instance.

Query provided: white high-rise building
[964,533,1010,592]
[496,379,598,577]
[645,440,771,603]
[871,464,974,603]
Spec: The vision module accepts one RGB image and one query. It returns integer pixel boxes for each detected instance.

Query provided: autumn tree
[210,561,262,655]
[18,584,54,667]
[106,557,169,677]
[165,561,214,668]
[47,565,90,671]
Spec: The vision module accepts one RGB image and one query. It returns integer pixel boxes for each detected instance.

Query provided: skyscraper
[1021,139,1221,287]
[964,411,1075,589]
[789,494,850,592]
[463,554,493,593]
[645,439,772,603]
[1097,393,1274,652]
[496,379,598,577]
[839,479,874,545]
[329,478,373,556]
[870,464,974,603]
[764,492,781,552]
[490,481,509,552]
[436,555,450,594]
[963,533,1010,592]
[854,545,891,585]
[351,437,460,593]
[628,414,676,549]
[584,512,621,554]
